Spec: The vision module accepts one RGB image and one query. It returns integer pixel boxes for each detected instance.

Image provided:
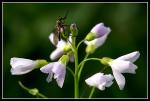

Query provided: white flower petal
[105,81,113,87]
[50,48,64,60]
[91,23,111,38]
[94,32,109,48]
[84,31,110,49]
[52,62,65,75]
[49,33,57,46]
[112,70,125,90]
[85,72,113,90]
[46,72,53,83]
[68,35,73,43]
[98,83,106,91]
[56,40,67,48]
[117,51,140,62]
[56,73,66,88]
[102,74,114,88]
[84,40,89,45]
[10,57,35,69]
[11,67,33,75]
[109,60,137,74]
[85,73,104,87]
[52,62,66,88]
[91,23,104,35]
[40,63,54,73]
[105,74,114,81]
[40,62,66,88]
[10,57,36,75]
[85,77,96,87]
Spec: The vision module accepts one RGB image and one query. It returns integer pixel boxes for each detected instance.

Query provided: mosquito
[53,11,69,46]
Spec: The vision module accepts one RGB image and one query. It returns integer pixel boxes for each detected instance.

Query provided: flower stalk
[89,87,96,98]
[18,81,47,98]
[73,38,79,98]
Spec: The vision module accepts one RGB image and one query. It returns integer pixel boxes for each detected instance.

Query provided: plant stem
[78,54,89,81]
[74,48,79,98]
[78,58,100,69]
[72,36,79,98]
[89,87,95,98]
[77,39,85,49]
[18,81,30,91]
[66,66,75,77]
[37,93,48,98]
[18,81,48,98]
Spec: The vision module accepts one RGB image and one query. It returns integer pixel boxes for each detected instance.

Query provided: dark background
[3,3,147,98]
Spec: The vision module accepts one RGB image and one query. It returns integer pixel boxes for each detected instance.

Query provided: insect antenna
[62,10,69,20]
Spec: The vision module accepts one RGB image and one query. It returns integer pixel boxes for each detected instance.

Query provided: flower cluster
[85,23,111,54]
[86,51,140,90]
[10,21,140,98]
[83,23,140,91]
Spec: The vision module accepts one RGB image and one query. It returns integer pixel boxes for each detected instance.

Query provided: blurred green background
[3,3,147,98]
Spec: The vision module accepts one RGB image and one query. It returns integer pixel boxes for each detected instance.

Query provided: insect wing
[53,29,59,46]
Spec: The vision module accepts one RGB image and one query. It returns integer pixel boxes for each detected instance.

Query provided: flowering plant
[10,21,140,98]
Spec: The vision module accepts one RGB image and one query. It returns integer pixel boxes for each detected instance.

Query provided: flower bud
[63,44,71,52]
[59,55,69,65]
[85,44,96,54]
[28,88,39,96]
[100,57,113,66]
[10,57,37,75]
[85,23,111,41]
[84,31,110,54]
[70,23,78,37]
[85,32,95,41]
[35,59,49,68]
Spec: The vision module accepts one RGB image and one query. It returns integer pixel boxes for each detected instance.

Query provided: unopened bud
[64,44,71,52]
[70,23,78,37]
[28,88,39,96]
[59,55,69,65]
[100,57,113,66]
[86,44,96,54]
[85,32,95,41]
[35,60,49,68]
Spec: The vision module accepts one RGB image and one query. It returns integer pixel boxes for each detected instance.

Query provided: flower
[85,72,114,90]
[49,33,73,61]
[10,57,37,75]
[85,23,111,41]
[40,62,66,88]
[107,51,140,90]
[40,55,69,88]
[49,32,58,46]
[84,31,110,54]
[50,39,67,60]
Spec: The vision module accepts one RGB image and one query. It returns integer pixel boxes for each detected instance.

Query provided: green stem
[37,93,48,98]
[77,39,85,50]
[71,36,79,98]
[18,81,48,98]
[78,54,89,81]
[89,87,96,98]
[74,48,79,98]
[66,66,75,77]
[78,58,100,69]
[18,81,30,91]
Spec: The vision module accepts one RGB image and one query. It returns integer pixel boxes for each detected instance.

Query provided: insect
[53,11,69,46]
